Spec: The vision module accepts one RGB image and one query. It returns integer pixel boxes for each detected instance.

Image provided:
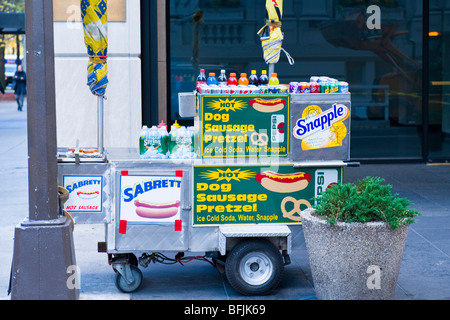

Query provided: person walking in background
[13,65,27,111]
[0,80,4,94]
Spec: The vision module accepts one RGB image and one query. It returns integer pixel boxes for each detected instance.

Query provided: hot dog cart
[57,91,355,296]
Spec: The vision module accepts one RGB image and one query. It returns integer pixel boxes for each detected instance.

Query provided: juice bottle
[227,73,238,86]
[196,69,206,91]
[249,70,259,86]
[207,73,218,85]
[218,69,227,86]
[269,73,280,85]
[238,73,249,86]
[259,70,269,85]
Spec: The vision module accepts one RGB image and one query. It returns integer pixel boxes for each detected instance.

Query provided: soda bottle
[269,73,280,85]
[196,69,206,91]
[227,73,238,86]
[218,69,227,86]
[238,73,249,86]
[139,125,148,156]
[259,70,269,85]
[249,70,259,86]
[207,73,218,85]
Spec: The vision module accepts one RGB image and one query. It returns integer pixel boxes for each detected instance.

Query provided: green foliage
[0,0,25,13]
[313,177,420,229]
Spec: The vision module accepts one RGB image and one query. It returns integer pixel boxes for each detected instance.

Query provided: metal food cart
[57,91,355,296]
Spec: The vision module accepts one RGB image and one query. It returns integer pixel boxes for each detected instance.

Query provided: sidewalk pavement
[0,99,449,300]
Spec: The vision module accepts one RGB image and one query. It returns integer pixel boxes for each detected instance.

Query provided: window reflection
[169,0,424,160]
[428,2,450,161]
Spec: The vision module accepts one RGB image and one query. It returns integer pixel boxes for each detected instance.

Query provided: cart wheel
[225,239,284,296]
[114,265,143,293]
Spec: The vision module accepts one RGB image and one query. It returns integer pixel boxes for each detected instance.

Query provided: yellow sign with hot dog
[196,94,290,158]
[193,164,342,226]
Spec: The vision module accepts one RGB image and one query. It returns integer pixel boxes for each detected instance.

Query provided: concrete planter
[300,208,409,300]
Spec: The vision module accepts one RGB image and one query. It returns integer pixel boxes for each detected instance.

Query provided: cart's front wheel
[225,239,284,296]
[114,264,143,293]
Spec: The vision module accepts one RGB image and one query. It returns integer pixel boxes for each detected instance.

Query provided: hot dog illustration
[69,148,99,154]
[134,199,181,219]
[249,98,286,113]
[77,191,100,200]
[255,171,311,193]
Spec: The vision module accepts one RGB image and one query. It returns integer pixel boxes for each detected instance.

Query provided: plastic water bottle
[158,125,169,157]
[149,126,161,154]
[139,125,148,157]
[169,121,181,154]
[187,126,196,153]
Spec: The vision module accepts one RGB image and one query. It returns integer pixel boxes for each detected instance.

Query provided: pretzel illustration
[250,132,269,146]
[281,197,311,222]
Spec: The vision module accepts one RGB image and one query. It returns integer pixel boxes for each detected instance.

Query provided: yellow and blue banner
[81,0,108,96]
[257,0,294,65]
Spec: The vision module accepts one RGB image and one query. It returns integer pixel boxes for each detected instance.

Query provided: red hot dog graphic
[249,98,286,113]
[134,199,181,219]
[77,191,100,199]
[255,171,311,193]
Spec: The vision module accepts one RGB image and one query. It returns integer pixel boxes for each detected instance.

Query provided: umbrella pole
[97,95,104,155]
[269,63,275,77]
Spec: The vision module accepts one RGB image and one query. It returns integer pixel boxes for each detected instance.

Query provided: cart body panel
[290,93,351,162]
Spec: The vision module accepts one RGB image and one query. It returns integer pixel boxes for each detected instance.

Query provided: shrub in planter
[300,177,420,300]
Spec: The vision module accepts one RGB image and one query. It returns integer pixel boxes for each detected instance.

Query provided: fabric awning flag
[81,0,108,96]
[257,0,294,65]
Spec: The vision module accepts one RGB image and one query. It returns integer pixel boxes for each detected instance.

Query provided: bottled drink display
[196,69,206,91]
[140,120,197,159]
[259,70,269,85]
[218,69,227,86]
[249,70,259,86]
[269,73,280,86]
[207,73,218,85]
[227,73,238,86]
[194,69,349,95]
[139,125,148,155]
[238,73,249,86]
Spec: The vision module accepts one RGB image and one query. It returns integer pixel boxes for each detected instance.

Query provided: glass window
[169,0,424,160]
[428,1,450,162]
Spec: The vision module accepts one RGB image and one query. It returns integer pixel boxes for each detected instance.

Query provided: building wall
[53,0,141,149]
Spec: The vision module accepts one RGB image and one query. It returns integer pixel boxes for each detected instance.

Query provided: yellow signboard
[53,0,126,22]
